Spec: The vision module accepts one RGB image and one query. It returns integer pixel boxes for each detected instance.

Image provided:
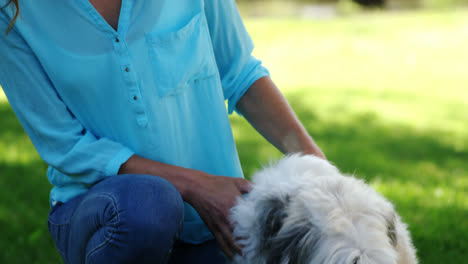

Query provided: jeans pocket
[145,11,217,98]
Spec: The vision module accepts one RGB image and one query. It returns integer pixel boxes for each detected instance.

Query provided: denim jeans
[47,174,227,263]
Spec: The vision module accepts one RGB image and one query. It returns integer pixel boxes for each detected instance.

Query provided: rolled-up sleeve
[0,16,134,184]
[204,0,270,114]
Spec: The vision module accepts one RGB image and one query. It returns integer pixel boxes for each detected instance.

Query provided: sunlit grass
[245,10,468,130]
[0,89,6,102]
[237,9,468,157]
[0,8,467,264]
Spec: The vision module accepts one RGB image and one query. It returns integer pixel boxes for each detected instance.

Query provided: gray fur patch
[256,195,320,264]
[386,213,398,247]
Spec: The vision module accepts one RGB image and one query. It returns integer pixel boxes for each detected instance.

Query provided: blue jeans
[47,174,227,263]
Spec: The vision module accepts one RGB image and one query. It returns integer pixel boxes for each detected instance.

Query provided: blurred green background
[1,0,467,263]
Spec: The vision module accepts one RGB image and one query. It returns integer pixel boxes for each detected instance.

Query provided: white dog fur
[231,154,417,264]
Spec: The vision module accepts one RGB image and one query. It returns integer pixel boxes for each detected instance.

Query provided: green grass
[1,9,467,263]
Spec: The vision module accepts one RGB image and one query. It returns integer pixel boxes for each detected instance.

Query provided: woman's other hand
[186,174,251,259]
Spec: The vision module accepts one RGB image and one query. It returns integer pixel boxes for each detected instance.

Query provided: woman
[0,0,325,263]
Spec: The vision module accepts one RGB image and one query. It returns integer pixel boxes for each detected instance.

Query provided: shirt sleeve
[204,0,270,114]
[0,15,134,184]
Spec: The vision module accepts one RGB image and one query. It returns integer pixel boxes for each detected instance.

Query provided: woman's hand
[118,155,252,258]
[185,173,252,259]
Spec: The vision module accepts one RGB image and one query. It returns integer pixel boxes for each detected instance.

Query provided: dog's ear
[273,220,320,264]
[255,195,290,262]
[385,212,398,247]
[258,195,290,242]
[257,195,320,264]
[353,256,360,264]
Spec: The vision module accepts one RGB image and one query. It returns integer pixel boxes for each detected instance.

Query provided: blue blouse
[0,0,269,243]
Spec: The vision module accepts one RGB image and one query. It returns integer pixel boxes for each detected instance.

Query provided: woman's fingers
[207,212,242,259]
[235,178,252,194]
[212,223,235,259]
[218,219,243,256]
[189,175,249,259]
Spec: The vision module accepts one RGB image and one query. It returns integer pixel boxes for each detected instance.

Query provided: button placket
[113,36,148,127]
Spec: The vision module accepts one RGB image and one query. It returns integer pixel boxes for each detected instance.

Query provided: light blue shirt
[0,0,268,243]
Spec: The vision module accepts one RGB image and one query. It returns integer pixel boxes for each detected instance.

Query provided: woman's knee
[96,174,185,234]
[91,174,184,213]
[112,175,185,260]
[119,174,185,232]
[70,174,185,263]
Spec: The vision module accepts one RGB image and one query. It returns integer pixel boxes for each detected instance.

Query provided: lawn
[1,8,467,263]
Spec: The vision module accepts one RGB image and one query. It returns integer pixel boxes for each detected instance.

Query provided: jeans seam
[84,193,120,262]
[168,217,184,257]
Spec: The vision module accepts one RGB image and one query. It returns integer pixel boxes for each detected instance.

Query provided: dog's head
[231,154,417,264]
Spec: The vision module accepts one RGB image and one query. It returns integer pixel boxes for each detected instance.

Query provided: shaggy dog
[231,154,417,264]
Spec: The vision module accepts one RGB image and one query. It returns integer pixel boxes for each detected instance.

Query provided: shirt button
[125,67,130,72]
[133,96,138,100]
[115,38,120,43]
